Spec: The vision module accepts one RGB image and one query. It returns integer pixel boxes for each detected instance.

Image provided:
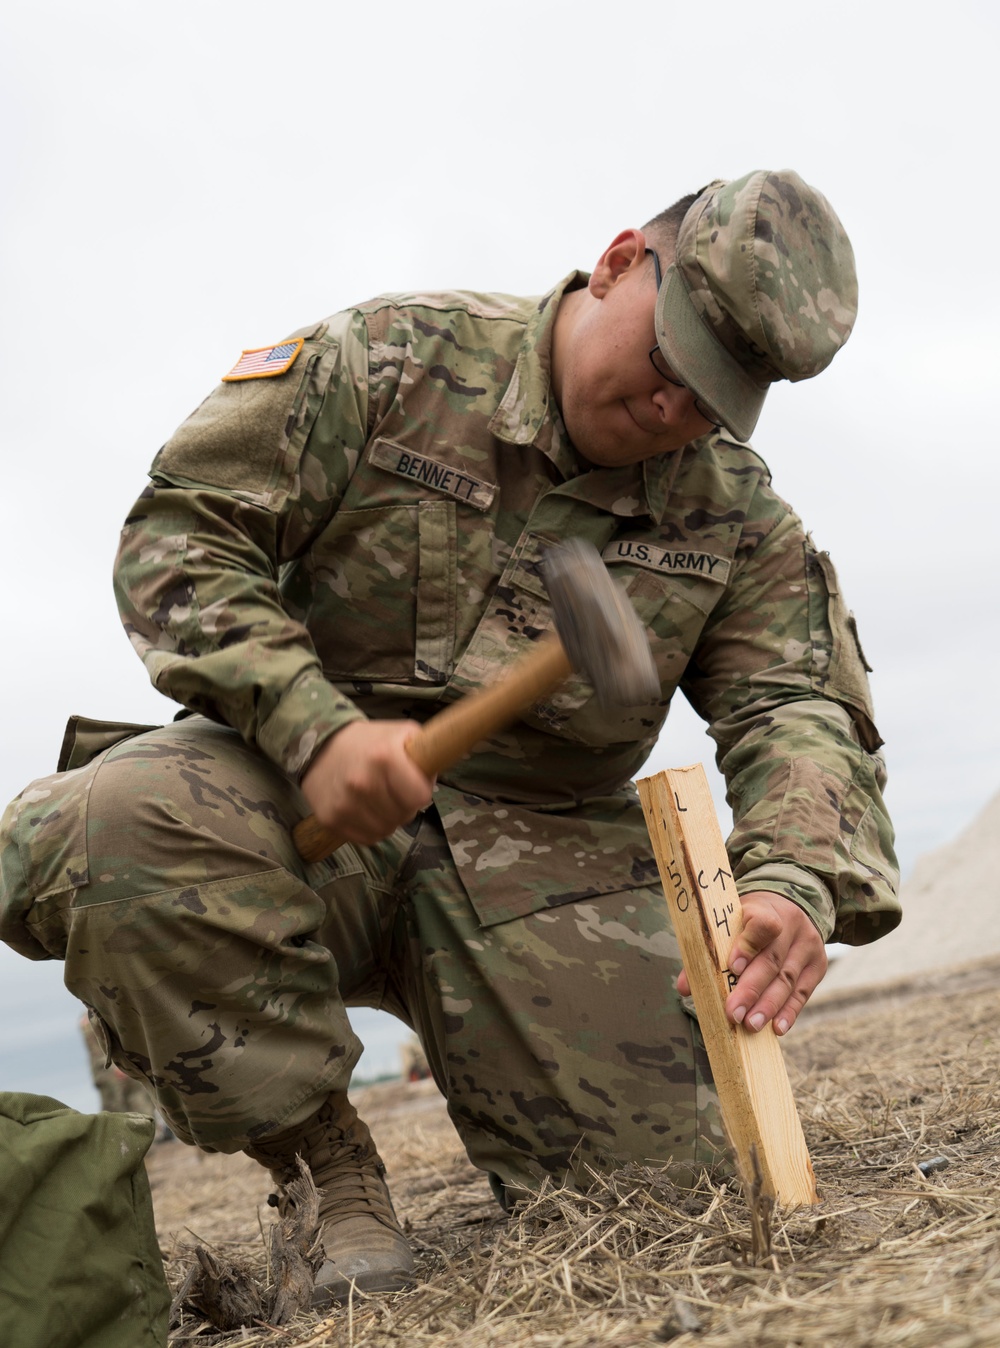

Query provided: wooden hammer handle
[293,633,573,863]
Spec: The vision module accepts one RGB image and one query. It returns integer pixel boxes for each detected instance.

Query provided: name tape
[603,538,731,584]
[370,440,496,511]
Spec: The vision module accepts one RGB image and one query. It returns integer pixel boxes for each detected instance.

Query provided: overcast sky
[2,1,998,1104]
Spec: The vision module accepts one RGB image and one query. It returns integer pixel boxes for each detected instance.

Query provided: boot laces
[258,1096,400,1232]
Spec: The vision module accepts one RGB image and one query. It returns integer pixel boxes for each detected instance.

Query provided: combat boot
[246,1091,414,1304]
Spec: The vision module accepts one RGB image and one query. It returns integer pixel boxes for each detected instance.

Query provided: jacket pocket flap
[434,784,659,927]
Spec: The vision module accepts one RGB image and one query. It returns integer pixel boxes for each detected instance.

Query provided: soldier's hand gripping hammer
[293,538,659,864]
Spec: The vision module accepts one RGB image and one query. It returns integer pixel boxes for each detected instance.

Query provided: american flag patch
[222,337,304,382]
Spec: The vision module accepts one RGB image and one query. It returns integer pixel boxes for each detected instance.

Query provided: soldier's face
[552,233,715,466]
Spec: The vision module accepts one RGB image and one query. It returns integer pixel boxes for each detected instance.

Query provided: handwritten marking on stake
[637,764,819,1208]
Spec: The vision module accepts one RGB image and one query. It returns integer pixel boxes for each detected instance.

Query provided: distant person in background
[80,1012,174,1144]
[80,1012,156,1116]
[400,1035,431,1084]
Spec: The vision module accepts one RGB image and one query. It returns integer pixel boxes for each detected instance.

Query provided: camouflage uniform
[80,1012,155,1116]
[0,268,898,1195]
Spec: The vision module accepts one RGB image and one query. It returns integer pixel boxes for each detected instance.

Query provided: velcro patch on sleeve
[222,337,304,382]
[370,439,496,511]
[603,538,731,584]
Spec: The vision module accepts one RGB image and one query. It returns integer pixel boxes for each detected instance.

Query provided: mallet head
[541,538,660,708]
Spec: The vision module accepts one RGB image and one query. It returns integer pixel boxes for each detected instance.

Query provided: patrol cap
[654,169,858,442]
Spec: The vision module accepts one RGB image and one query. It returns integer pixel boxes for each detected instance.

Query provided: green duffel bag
[0,1093,169,1348]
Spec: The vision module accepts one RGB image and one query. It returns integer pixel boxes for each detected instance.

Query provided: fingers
[727,900,784,978]
[730,960,824,1036]
[674,893,828,1038]
[724,892,827,1036]
[352,726,432,822]
[300,720,434,844]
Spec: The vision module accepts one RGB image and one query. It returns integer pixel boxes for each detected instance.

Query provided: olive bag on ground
[0,1092,169,1348]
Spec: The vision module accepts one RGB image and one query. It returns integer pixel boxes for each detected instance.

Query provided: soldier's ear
[589,229,647,299]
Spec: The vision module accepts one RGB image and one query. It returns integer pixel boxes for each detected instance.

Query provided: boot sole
[313,1268,415,1306]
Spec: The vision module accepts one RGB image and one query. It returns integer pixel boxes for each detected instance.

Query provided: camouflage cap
[654,169,858,442]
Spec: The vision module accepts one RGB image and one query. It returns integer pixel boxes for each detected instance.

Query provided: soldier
[0,171,899,1305]
[400,1035,431,1084]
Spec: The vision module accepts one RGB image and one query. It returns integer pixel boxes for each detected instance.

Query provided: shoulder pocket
[151,319,355,513]
[807,547,882,752]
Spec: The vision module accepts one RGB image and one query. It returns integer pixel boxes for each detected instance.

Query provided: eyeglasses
[644,248,722,428]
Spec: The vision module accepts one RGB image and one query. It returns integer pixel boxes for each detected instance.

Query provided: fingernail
[731,957,747,975]
[748,1012,765,1031]
[776,1018,788,1035]
[733,1005,746,1024]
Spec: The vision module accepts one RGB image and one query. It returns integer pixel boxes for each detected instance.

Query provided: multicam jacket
[114,273,900,944]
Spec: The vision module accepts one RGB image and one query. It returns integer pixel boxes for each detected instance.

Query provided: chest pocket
[604,541,732,685]
[532,546,733,743]
[603,541,732,615]
[450,533,666,747]
[281,500,457,684]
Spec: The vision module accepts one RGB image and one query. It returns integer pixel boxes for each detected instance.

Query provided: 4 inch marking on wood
[637,764,819,1208]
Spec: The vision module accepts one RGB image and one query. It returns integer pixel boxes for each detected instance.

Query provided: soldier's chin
[567,422,636,468]
[574,436,678,469]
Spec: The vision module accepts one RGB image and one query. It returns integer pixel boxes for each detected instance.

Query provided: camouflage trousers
[80,1013,157,1116]
[0,716,724,1195]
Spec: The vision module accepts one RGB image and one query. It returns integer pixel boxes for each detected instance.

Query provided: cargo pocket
[286,499,456,684]
[2,719,157,961]
[58,715,163,772]
[0,762,94,960]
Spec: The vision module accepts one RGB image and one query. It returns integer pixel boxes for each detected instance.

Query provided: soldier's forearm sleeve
[113,312,373,778]
[683,508,900,946]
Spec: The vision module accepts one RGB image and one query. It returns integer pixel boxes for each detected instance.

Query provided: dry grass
[151,968,1000,1348]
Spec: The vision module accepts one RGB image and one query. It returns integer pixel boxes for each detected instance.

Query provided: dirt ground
[152,956,1000,1348]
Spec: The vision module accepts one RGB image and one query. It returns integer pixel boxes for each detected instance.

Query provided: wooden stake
[636,764,819,1207]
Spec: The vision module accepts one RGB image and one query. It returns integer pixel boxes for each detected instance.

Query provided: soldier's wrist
[257,670,367,780]
[735,864,835,941]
